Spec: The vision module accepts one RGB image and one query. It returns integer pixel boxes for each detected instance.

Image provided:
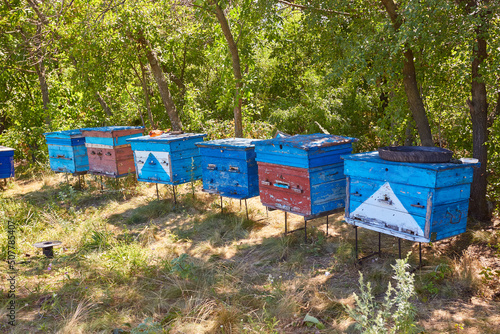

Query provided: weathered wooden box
[254,134,357,217]
[0,146,15,179]
[343,151,478,242]
[196,138,260,199]
[80,126,144,178]
[44,129,88,175]
[127,132,206,185]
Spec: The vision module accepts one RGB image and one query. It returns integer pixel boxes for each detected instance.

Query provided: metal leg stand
[304,218,307,243]
[266,206,269,217]
[245,199,248,220]
[100,175,103,191]
[173,185,177,204]
[326,215,329,236]
[355,226,358,261]
[419,242,422,268]
[378,232,381,256]
[398,238,402,259]
[284,211,288,234]
[156,183,159,200]
[220,196,223,213]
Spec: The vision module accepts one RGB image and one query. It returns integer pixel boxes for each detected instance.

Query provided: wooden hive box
[343,151,479,242]
[44,129,88,175]
[127,132,206,185]
[80,126,144,178]
[253,134,357,217]
[196,138,260,199]
[0,146,15,179]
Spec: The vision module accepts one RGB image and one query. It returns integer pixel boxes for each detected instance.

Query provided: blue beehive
[254,134,357,217]
[127,132,206,185]
[0,146,15,179]
[196,138,260,199]
[44,129,88,175]
[343,151,478,242]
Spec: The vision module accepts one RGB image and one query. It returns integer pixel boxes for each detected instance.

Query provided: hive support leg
[100,175,103,191]
[284,211,288,234]
[326,215,329,236]
[173,185,177,204]
[398,238,402,259]
[378,232,381,256]
[220,196,223,213]
[78,175,82,190]
[245,199,248,220]
[355,226,358,262]
[304,218,307,243]
[156,183,159,200]
[240,200,242,210]
[266,206,269,217]
[192,181,195,199]
[419,242,422,268]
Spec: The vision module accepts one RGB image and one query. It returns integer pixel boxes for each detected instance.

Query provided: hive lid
[196,138,259,149]
[44,129,84,138]
[343,151,480,170]
[253,133,357,151]
[0,145,15,152]
[127,132,206,143]
[378,146,453,163]
[80,126,144,132]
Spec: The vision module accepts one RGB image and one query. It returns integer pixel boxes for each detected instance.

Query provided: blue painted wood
[0,146,14,178]
[80,126,145,132]
[196,138,260,199]
[44,129,88,175]
[85,133,144,147]
[254,134,357,169]
[128,133,206,185]
[343,151,478,242]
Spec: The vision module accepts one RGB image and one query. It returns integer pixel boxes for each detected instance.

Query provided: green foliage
[346,254,419,334]
[170,253,197,280]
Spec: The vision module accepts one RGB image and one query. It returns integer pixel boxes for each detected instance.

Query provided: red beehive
[80,126,144,178]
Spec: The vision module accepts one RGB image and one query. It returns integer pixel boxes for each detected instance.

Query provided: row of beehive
[43,127,478,243]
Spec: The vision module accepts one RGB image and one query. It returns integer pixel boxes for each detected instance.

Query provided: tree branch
[277,0,354,17]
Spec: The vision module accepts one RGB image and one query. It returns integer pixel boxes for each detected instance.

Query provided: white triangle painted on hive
[134,151,150,175]
[351,182,424,236]
[154,151,172,177]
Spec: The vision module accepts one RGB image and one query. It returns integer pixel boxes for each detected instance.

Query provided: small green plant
[479,267,500,283]
[170,253,196,279]
[130,317,164,333]
[115,317,164,334]
[303,314,325,330]
[345,254,418,334]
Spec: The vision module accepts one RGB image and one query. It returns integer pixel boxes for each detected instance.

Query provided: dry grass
[1,171,500,333]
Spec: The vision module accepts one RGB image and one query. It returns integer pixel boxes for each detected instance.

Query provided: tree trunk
[139,37,183,131]
[96,92,113,117]
[213,1,244,138]
[380,0,434,146]
[467,24,490,221]
[27,0,51,128]
[402,50,434,146]
[138,58,155,129]
[35,60,51,128]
